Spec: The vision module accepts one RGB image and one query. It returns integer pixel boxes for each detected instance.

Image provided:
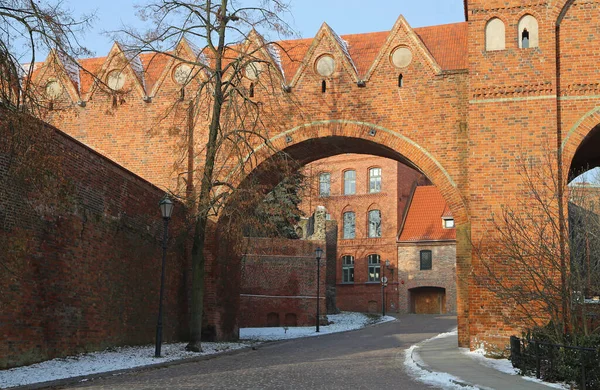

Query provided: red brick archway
[562,106,600,180]
[210,120,472,345]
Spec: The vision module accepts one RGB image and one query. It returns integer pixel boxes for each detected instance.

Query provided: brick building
[25,0,600,350]
[397,186,456,315]
[300,154,427,313]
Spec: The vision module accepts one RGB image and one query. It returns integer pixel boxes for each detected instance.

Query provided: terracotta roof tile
[32,20,468,94]
[413,22,468,71]
[398,186,456,242]
[342,31,389,77]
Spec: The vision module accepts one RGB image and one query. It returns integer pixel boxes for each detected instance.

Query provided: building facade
[26,0,600,349]
[300,154,426,313]
[397,186,457,315]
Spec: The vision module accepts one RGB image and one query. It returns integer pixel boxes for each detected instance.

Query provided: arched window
[485,18,506,51]
[368,210,382,238]
[344,170,356,195]
[321,80,327,93]
[369,167,382,193]
[518,15,539,49]
[342,255,354,283]
[343,211,355,239]
[249,82,255,98]
[398,74,404,88]
[319,172,330,197]
[368,254,381,282]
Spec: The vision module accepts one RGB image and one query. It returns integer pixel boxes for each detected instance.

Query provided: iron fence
[510,336,600,390]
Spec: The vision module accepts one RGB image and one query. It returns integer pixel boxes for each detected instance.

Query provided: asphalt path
[55,314,457,390]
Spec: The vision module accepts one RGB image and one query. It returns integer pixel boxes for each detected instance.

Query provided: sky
[62,0,466,57]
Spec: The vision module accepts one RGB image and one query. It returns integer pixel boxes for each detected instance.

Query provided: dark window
[249,82,255,97]
[398,74,404,87]
[322,80,327,93]
[342,255,354,283]
[368,254,381,282]
[368,210,382,238]
[522,28,530,49]
[420,250,432,270]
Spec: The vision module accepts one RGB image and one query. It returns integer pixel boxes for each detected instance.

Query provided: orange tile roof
[32,20,468,94]
[398,186,456,242]
[413,22,468,71]
[342,31,389,77]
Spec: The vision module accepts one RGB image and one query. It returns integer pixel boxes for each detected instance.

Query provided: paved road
[56,315,457,390]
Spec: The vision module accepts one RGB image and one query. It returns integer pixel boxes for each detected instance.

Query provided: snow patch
[404,344,481,390]
[462,345,569,389]
[240,312,395,341]
[1,312,392,388]
[0,341,249,388]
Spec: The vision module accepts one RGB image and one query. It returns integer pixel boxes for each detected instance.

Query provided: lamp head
[159,195,174,219]
[315,247,323,260]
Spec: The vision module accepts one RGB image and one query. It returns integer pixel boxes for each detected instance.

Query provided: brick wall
[238,238,327,327]
[397,242,457,314]
[0,117,191,369]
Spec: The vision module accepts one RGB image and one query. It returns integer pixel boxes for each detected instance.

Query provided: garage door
[411,287,446,314]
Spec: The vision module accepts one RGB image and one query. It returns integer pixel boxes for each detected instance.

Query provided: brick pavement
[52,315,457,390]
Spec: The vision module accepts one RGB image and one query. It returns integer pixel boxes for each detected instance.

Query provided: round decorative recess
[173,63,193,85]
[106,70,126,91]
[45,80,63,99]
[245,62,263,80]
[315,55,335,77]
[390,47,413,69]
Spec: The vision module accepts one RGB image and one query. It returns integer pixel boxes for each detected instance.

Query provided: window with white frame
[443,218,455,229]
[344,170,356,195]
[368,254,381,282]
[368,210,382,238]
[343,211,355,239]
[319,172,330,197]
[369,168,382,193]
[342,255,354,283]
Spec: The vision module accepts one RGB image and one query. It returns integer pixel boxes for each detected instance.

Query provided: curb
[8,316,397,389]
[409,339,479,389]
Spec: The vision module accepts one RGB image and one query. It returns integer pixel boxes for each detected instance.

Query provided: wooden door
[412,288,445,314]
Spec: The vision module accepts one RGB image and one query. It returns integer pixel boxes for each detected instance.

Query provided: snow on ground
[1,312,393,388]
[240,312,395,341]
[0,341,250,389]
[404,342,480,390]
[462,348,569,389]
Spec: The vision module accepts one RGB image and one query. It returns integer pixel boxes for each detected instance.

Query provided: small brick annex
[30,0,600,349]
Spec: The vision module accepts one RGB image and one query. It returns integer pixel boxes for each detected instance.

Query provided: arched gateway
[30,0,600,351]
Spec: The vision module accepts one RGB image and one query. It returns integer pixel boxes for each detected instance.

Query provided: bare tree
[0,0,93,113]
[120,0,300,352]
[473,152,600,344]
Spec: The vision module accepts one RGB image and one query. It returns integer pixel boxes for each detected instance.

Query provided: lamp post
[155,195,174,358]
[315,247,323,333]
[382,260,390,317]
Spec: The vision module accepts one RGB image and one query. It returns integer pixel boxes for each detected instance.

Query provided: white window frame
[368,254,381,282]
[368,210,382,238]
[344,170,356,195]
[369,167,382,193]
[343,211,355,239]
[319,172,330,197]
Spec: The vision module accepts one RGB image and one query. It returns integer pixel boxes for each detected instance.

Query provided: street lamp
[382,260,390,317]
[315,247,324,333]
[155,195,174,358]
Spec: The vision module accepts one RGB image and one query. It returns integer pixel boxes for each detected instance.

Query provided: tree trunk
[185,0,228,352]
